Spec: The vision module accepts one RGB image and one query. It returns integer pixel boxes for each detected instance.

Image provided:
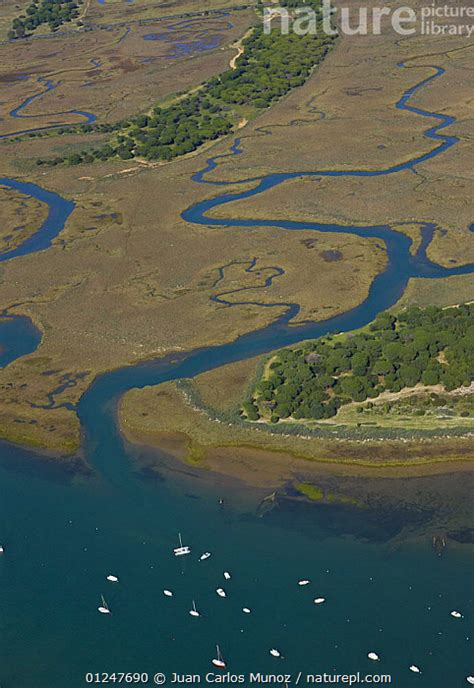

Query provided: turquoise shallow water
[0,62,473,687]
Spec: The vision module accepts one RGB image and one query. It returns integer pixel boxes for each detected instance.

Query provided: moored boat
[174,533,191,557]
[212,645,226,669]
[189,600,200,617]
[98,594,111,614]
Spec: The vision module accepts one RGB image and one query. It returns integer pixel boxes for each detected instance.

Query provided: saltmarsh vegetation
[294,482,324,500]
[243,304,474,423]
[35,0,335,166]
[293,482,365,507]
[8,0,82,39]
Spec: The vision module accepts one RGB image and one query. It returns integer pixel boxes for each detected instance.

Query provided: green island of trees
[35,1,335,166]
[242,304,474,423]
[8,0,82,39]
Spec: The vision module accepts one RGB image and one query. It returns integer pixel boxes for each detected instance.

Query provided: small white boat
[451,610,463,618]
[466,676,474,685]
[216,588,226,598]
[106,575,119,583]
[409,665,421,673]
[270,649,281,658]
[314,597,326,604]
[298,580,310,586]
[200,552,211,561]
[0,545,4,554]
[98,594,111,614]
[223,571,231,580]
[174,533,191,557]
[242,607,251,614]
[163,589,173,597]
[189,600,200,617]
[212,645,226,669]
[368,652,380,661]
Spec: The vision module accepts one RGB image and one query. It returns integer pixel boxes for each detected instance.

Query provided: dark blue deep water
[0,64,473,687]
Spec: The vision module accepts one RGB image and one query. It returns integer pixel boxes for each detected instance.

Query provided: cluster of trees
[36,0,335,166]
[243,304,474,423]
[205,28,332,109]
[35,121,132,167]
[8,0,81,39]
[36,105,233,165]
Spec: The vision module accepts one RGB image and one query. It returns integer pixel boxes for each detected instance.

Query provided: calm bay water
[0,439,473,688]
[0,61,473,687]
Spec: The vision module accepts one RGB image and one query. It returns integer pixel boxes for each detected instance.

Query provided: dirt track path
[230,45,244,69]
[229,27,254,69]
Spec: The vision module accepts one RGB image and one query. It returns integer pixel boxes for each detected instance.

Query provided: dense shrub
[247,304,474,422]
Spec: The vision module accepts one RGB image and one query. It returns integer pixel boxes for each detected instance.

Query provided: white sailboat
[242,607,251,614]
[314,597,326,604]
[189,600,200,617]
[98,594,111,614]
[106,574,119,583]
[200,552,211,561]
[212,645,226,669]
[173,533,191,557]
[163,589,173,597]
[0,545,4,555]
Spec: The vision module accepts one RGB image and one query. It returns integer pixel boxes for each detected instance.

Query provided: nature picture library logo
[263,1,474,37]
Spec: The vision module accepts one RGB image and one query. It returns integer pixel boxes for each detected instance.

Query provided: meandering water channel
[1,13,235,140]
[0,64,473,687]
[0,77,96,140]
